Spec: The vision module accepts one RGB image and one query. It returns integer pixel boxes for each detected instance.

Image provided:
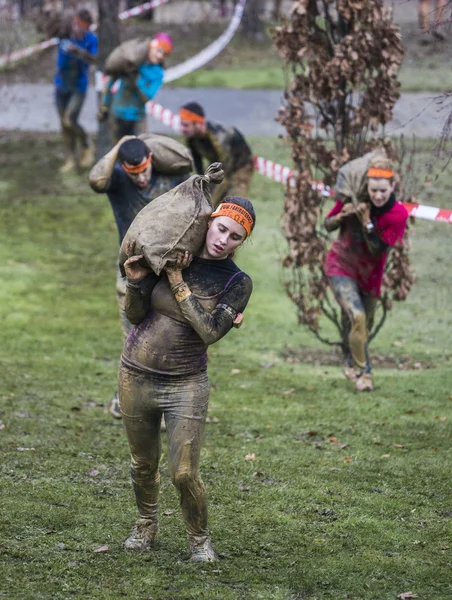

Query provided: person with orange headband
[99,33,173,143]
[324,157,408,391]
[179,102,254,207]
[88,135,191,417]
[117,196,255,561]
[55,9,97,173]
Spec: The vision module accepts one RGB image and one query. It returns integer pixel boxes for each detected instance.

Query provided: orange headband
[121,154,151,174]
[150,38,173,55]
[179,108,206,123]
[211,202,254,237]
[367,167,394,179]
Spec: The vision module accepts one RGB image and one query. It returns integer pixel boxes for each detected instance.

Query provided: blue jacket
[55,32,98,94]
[105,63,164,121]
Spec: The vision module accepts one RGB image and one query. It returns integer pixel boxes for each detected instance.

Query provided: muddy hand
[233,312,244,328]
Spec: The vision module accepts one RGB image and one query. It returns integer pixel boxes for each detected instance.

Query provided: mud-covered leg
[119,366,161,550]
[165,373,217,562]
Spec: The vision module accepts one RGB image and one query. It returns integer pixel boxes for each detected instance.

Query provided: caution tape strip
[0,0,169,68]
[142,101,452,225]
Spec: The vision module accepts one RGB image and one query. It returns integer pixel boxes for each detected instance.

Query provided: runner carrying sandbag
[335,148,388,205]
[138,133,194,175]
[119,163,224,276]
[104,38,151,76]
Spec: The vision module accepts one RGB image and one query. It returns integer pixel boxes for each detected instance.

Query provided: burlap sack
[119,163,224,276]
[35,10,73,39]
[104,38,150,76]
[139,134,194,175]
[335,148,388,205]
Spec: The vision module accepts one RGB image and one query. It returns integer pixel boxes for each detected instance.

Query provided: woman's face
[148,45,166,64]
[201,216,247,260]
[367,178,395,208]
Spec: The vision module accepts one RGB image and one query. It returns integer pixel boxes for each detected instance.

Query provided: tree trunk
[242,0,265,41]
[96,0,120,159]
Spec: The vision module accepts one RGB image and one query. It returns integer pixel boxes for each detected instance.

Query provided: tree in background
[273,0,414,354]
[96,0,120,158]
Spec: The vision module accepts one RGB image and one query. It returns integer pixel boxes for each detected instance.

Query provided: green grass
[1,133,451,600]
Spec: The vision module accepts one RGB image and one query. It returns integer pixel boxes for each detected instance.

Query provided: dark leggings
[55,88,88,152]
[118,365,210,540]
[329,276,377,373]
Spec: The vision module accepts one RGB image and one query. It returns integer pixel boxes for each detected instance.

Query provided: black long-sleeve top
[121,256,253,376]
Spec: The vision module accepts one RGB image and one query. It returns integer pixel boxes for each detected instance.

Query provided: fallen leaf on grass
[281,388,296,396]
[17,447,35,451]
[264,425,272,430]
[441,545,449,551]
[244,452,256,461]
[231,369,241,375]
[253,471,265,477]
[381,454,391,459]
[393,444,405,448]
[305,385,314,391]
[205,416,219,424]
[344,456,353,463]
[94,545,109,553]
[0,422,5,431]
[163,509,174,516]
[328,436,348,449]
[89,469,100,477]
[397,593,418,599]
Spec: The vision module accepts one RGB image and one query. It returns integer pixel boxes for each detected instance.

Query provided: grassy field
[1,133,451,600]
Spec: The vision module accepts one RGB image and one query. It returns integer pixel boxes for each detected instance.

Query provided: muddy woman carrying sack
[119,163,224,276]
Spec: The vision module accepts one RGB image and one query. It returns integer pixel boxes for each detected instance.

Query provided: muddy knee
[350,310,366,334]
[130,457,159,484]
[171,469,199,491]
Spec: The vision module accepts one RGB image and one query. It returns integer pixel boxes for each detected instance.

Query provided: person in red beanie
[100,33,173,142]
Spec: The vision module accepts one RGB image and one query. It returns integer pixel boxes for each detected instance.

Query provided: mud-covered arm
[88,135,134,192]
[173,275,253,345]
[324,196,350,232]
[362,227,389,256]
[124,272,160,324]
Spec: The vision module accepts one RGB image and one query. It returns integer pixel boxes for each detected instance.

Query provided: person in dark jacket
[179,102,254,207]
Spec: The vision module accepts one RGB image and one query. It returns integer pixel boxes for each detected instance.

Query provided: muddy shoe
[189,536,218,563]
[344,366,359,381]
[355,373,373,392]
[124,519,158,551]
[109,392,122,419]
[79,146,94,169]
[59,158,76,173]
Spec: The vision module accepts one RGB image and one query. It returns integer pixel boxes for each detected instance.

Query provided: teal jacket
[104,63,164,121]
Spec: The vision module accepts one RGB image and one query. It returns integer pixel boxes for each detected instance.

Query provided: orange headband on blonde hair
[211,202,254,237]
[121,154,152,174]
[179,108,206,123]
[367,167,394,179]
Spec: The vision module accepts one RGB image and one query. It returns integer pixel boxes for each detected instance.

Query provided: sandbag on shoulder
[139,133,194,175]
[104,38,150,76]
[119,163,224,276]
[335,148,388,205]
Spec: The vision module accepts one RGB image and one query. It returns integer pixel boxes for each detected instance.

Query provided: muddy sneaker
[59,158,76,173]
[109,392,122,419]
[79,146,94,169]
[124,519,158,551]
[344,366,359,381]
[189,536,218,563]
[355,373,373,392]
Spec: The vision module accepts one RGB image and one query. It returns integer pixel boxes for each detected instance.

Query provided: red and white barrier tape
[142,101,452,225]
[0,0,169,68]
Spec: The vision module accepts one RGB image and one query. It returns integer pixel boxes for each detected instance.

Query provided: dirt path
[0,83,449,138]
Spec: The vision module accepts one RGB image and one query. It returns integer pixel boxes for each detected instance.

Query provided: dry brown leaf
[94,545,109,553]
[381,454,391,459]
[344,456,353,463]
[393,444,404,448]
[231,369,241,375]
[163,509,174,516]
[205,416,219,424]
[244,452,257,461]
[282,388,296,396]
[397,593,418,599]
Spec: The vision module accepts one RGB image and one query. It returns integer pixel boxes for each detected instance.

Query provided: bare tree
[273,0,414,353]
